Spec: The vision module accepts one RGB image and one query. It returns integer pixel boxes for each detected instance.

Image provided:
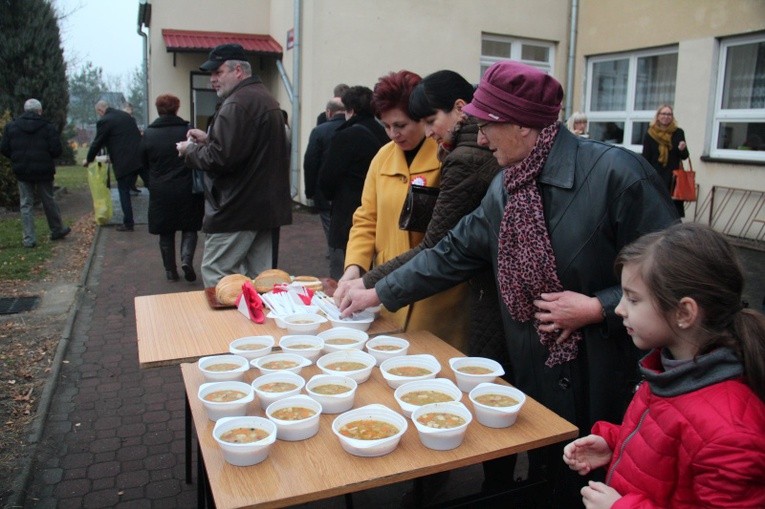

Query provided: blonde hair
[566,111,587,132]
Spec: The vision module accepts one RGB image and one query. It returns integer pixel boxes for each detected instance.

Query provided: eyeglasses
[476,121,490,136]
[658,112,673,117]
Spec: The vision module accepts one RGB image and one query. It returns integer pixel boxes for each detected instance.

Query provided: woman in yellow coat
[334,70,469,351]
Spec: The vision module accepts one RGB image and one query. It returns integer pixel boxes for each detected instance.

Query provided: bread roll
[292,276,323,292]
[215,274,251,306]
[253,268,291,293]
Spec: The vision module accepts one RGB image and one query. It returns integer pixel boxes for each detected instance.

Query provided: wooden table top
[183,330,578,509]
[135,291,401,368]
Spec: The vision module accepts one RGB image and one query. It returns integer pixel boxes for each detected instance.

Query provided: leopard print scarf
[497,122,582,367]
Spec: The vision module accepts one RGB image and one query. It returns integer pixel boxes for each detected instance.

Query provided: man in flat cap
[177,43,292,287]
[338,60,679,506]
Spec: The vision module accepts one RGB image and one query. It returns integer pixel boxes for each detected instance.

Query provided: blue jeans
[18,179,65,246]
[116,168,149,226]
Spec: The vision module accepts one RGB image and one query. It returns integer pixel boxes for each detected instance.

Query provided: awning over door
[162,29,282,58]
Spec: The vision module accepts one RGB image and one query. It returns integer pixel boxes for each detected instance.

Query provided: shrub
[0,110,20,210]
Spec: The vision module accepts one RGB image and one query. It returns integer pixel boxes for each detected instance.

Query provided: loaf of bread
[292,275,323,292]
[253,268,291,293]
[215,274,251,306]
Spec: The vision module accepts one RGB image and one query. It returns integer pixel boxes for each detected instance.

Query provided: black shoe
[50,226,71,241]
[181,263,197,282]
[116,224,134,232]
[166,270,180,281]
[130,185,141,195]
[24,242,37,248]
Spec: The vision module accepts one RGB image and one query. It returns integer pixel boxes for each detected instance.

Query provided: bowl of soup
[327,310,375,332]
[251,371,305,410]
[282,313,327,335]
[197,381,255,421]
[411,401,473,451]
[278,335,324,363]
[379,354,441,389]
[316,350,376,383]
[305,374,358,414]
[393,378,462,418]
[365,336,410,366]
[265,395,323,441]
[331,404,408,457]
[212,416,277,466]
[449,357,505,392]
[198,354,250,382]
[468,382,526,428]
[251,352,312,376]
[229,335,275,360]
[317,327,369,353]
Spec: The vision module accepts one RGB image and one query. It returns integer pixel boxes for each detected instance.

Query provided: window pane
[632,122,650,145]
[716,122,765,150]
[591,59,628,111]
[482,39,512,58]
[634,53,677,110]
[721,41,765,109]
[521,44,549,62]
[589,121,625,143]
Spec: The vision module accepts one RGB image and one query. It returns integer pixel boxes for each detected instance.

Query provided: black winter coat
[86,108,142,179]
[641,127,689,193]
[318,114,388,248]
[140,115,203,234]
[0,112,62,182]
[303,113,345,211]
[377,128,679,435]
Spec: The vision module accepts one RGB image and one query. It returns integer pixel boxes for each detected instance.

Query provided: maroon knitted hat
[463,60,563,128]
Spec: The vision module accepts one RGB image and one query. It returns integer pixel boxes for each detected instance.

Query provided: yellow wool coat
[344,138,470,352]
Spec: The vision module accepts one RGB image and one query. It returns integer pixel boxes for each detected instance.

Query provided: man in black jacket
[84,100,148,231]
[1,98,70,248]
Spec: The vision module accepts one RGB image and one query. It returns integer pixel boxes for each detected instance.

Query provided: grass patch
[55,147,89,191]
[0,216,53,279]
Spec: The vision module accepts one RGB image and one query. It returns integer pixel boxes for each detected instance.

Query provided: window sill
[700,155,765,167]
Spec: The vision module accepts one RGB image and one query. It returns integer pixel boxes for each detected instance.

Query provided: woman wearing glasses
[334,70,470,350]
[642,104,689,217]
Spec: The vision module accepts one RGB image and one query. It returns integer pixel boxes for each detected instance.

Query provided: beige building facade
[138,0,765,241]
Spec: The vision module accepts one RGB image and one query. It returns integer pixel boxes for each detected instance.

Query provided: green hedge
[0,110,20,209]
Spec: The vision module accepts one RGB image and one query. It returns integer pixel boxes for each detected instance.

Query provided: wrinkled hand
[581,481,621,509]
[678,140,687,151]
[534,291,603,344]
[175,140,192,157]
[186,128,207,143]
[563,434,612,475]
[333,266,362,306]
[339,287,381,317]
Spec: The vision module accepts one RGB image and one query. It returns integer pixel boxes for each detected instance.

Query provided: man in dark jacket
[318,86,388,279]
[177,44,292,287]
[84,100,148,231]
[303,98,345,253]
[1,98,70,248]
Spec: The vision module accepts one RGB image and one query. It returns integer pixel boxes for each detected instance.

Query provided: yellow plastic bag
[87,162,113,225]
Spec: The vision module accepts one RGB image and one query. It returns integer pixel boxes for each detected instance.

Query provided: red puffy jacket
[592,348,765,508]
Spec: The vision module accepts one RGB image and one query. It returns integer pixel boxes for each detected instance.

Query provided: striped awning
[162,29,282,58]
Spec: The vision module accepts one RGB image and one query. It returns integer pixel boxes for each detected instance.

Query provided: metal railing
[692,185,765,249]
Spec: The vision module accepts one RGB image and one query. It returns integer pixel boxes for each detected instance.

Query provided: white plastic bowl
[411,401,473,451]
[278,335,324,363]
[251,371,306,410]
[327,310,375,331]
[305,374,358,414]
[468,382,526,428]
[267,311,287,329]
[251,352,312,375]
[316,350,376,383]
[198,381,255,421]
[282,313,327,335]
[379,354,441,389]
[365,336,410,366]
[449,357,506,393]
[265,395,323,441]
[393,378,462,418]
[228,336,275,360]
[318,327,369,353]
[332,404,408,457]
[198,354,250,382]
[212,416,277,466]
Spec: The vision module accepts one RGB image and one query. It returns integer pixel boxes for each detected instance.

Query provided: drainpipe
[276,0,302,199]
[137,0,150,127]
[565,0,579,120]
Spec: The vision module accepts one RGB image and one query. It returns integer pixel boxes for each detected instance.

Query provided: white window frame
[480,34,555,77]
[710,33,765,162]
[585,46,678,152]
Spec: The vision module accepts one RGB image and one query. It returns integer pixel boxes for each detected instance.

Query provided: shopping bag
[671,158,696,202]
[87,161,113,225]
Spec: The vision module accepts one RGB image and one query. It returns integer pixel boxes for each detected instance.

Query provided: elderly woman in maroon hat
[339,61,679,505]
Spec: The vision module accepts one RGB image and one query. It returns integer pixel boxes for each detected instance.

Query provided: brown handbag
[671,156,696,202]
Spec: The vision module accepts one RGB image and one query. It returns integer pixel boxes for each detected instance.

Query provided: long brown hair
[615,223,765,402]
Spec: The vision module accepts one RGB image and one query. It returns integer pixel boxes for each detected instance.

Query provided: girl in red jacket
[563,222,765,509]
